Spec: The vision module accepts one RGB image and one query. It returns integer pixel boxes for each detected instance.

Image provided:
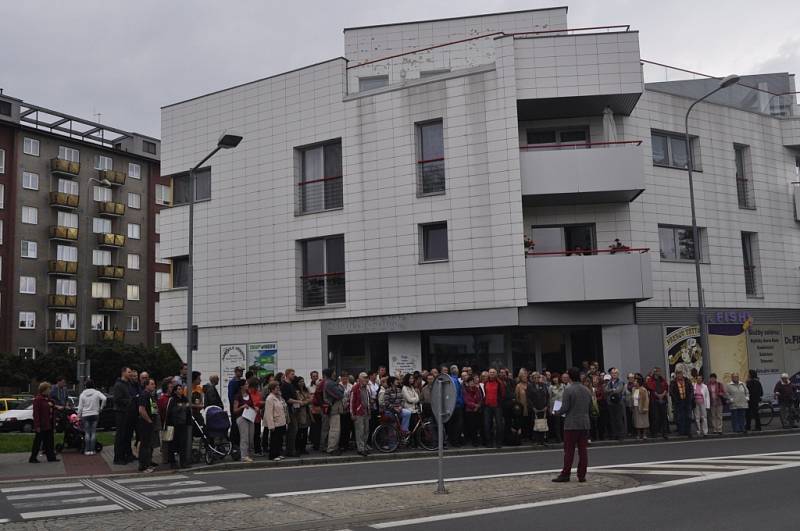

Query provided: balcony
[50,158,80,176]
[49,191,79,210]
[300,272,346,308]
[98,169,127,186]
[48,294,77,308]
[526,249,652,303]
[97,297,124,311]
[49,225,78,241]
[47,329,77,343]
[520,141,645,206]
[97,265,125,280]
[48,260,78,275]
[98,330,125,342]
[97,233,126,248]
[795,186,800,222]
[97,201,126,217]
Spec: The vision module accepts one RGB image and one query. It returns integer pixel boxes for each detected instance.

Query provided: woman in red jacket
[30,382,59,463]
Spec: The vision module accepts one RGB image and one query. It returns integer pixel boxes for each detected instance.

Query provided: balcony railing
[49,225,79,241]
[98,330,125,342]
[97,265,125,280]
[49,191,79,209]
[47,329,77,343]
[97,233,126,248]
[736,176,756,209]
[744,265,759,297]
[98,169,127,186]
[50,158,80,176]
[300,272,345,307]
[97,201,126,216]
[48,260,78,275]
[48,294,77,308]
[417,158,445,196]
[97,297,124,311]
[298,176,343,214]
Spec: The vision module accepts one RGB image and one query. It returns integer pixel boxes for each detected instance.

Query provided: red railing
[300,272,346,307]
[526,247,649,256]
[520,140,642,150]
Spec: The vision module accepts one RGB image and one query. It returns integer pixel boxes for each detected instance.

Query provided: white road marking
[128,480,205,490]
[81,480,140,512]
[97,478,166,510]
[159,492,250,505]
[615,463,746,470]
[598,469,707,476]
[115,474,188,484]
[138,485,225,497]
[11,496,108,509]
[20,504,123,520]
[689,459,798,465]
[7,489,94,500]
[0,482,82,493]
[0,519,9,524]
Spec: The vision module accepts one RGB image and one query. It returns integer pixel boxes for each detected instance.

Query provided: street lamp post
[184,132,243,461]
[684,74,739,379]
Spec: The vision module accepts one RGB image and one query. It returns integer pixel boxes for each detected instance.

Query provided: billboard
[219,344,247,411]
[664,325,702,377]
[248,342,277,379]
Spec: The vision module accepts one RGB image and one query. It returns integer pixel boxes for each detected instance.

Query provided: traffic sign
[431,374,456,425]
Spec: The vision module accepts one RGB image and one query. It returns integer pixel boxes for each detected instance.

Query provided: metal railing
[417,158,445,196]
[50,158,80,176]
[526,247,649,257]
[97,201,126,216]
[49,225,79,241]
[98,169,127,186]
[48,294,77,308]
[49,191,79,209]
[298,176,343,214]
[744,265,759,296]
[97,233,126,247]
[48,260,78,275]
[300,272,345,307]
[47,329,77,343]
[520,140,643,151]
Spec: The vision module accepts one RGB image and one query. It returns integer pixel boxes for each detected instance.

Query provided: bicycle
[758,401,775,427]
[372,410,439,453]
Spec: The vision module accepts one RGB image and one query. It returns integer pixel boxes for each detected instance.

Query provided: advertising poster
[747,324,784,392]
[708,324,749,384]
[389,352,422,376]
[219,344,247,411]
[664,325,702,377]
[248,342,277,379]
[783,325,800,378]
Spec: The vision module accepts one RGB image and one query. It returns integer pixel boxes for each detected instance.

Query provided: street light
[684,74,740,379]
[185,132,243,460]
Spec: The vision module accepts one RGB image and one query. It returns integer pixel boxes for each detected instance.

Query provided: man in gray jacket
[553,367,592,483]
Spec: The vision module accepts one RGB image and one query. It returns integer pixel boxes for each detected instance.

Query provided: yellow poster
[708,324,748,383]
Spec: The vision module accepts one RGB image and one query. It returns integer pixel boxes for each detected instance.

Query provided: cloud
[751,38,800,76]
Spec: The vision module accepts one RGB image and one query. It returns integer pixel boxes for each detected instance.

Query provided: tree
[0,352,34,391]
[86,342,182,390]
[31,349,77,384]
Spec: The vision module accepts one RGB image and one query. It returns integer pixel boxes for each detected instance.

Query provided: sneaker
[242,456,254,463]
[272,456,284,462]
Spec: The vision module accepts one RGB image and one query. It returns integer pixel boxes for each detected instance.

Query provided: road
[0,432,798,528]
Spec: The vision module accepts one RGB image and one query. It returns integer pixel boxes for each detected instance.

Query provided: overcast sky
[1,0,797,138]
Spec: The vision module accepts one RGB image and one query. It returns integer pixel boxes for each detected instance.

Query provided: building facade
[157,7,800,394]
[0,94,161,356]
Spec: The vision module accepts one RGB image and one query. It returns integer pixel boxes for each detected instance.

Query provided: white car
[0,399,34,433]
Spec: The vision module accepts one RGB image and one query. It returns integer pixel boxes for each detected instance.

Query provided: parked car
[64,394,116,431]
[0,398,24,414]
[0,399,34,432]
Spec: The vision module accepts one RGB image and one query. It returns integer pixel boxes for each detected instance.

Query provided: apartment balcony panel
[97,297,124,311]
[98,330,125,342]
[48,294,77,308]
[50,158,80,176]
[49,191,80,210]
[520,142,645,206]
[98,169,127,186]
[97,233,126,248]
[97,265,125,280]
[526,251,652,303]
[794,186,800,222]
[97,201,126,216]
[49,225,79,241]
[782,117,800,147]
[47,329,77,343]
[48,260,78,275]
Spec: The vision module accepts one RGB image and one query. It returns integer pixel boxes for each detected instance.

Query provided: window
[651,131,696,169]
[54,312,76,330]
[659,225,704,262]
[91,282,111,298]
[21,206,37,224]
[127,253,140,270]
[127,192,141,209]
[0,183,4,208]
[21,240,37,259]
[94,155,113,170]
[22,171,39,190]
[420,222,448,262]
[526,128,589,146]
[58,146,80,162]
[298,140,343,213]
[171,256,189,288]
[143,140,157,154]
[18,347,36,359]
[58,178,79,195]
[23,137,39,156]
[57,211,78,228]
[93,217,111,234]
[128,162,141,179]
[127,284,140,301]
[127,315,140,332]
[416,120,445,195]
[0,219,3,244]
[56,278,77,296]
[93,186,112,202]
[19,311,35,329]
[19,276,36,294]
[172,168,211,205]
[155,271,170,291]
[93,249,112,266]
[358,76,389,91]
[56,245,78,262]
[155,242,169,264]
[301,236,345,307]
[735,144,755,209]
[154,213,160,234]
[741,232,761,297]
[530,224,596,255]
[0,149,4,173]
[155,184,171,205]
[91,314,109,331]
[0,100,10,116]
[128,223,141,239]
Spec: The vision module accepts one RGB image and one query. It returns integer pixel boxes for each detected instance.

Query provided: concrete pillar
[602,324,641,374]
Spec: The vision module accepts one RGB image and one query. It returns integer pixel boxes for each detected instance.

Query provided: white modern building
[157,7,800,390]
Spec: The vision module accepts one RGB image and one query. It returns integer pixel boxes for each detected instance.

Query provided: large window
[127,315,140,332]
[23,138,39,156]
[171,256,189,288]
[155,271,170,291]
[416,120,445,195]
[651,131,696,169]
[19,276,36,294]
[530,224,596,255]
[127,284,140,301]
[91,314,110,331]
[128,162,141,179]
[58,146,80,162]
[56,245,78,262]
[741,232,761,297]
[659,225,703,262]
[155,184,171,205]
[358,76,388,91]
[93,186,112,202]
[94,155,113,170]
[91,282,111,298]
[22,171,39,190]
[19,311,36,329]
[21,240,37,259]
[127,223,141,240]
[301,236,345,307]
[526,127,589,146]
[21,206,37,225]
[93,250,112,266]
[54,312,76,330]
[93,217,111,234]
[58,178,79,195]
[172,168,210,205]
[420,222,448,262]
[57,211,78,228]
[298,140,343,214]
[127,253,140,270]
[128,192,141,209]
[734,144,755,209]
[56,278,77,296]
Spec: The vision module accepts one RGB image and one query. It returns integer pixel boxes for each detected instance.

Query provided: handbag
[534,417,549,432]
[161,425,175,442]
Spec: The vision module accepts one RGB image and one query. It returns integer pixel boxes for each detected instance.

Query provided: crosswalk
[591,450,800,478]
[0,474,250,522]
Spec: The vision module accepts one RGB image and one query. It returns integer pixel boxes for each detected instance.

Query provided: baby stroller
[191,405,232,465]
[56,411,102,453]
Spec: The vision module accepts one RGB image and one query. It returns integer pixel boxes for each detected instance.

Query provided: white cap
[781,373,789,379]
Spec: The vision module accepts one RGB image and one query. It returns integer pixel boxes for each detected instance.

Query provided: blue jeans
[731,408,746,433]
[82,415,98,453]
[399,409,412,432]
